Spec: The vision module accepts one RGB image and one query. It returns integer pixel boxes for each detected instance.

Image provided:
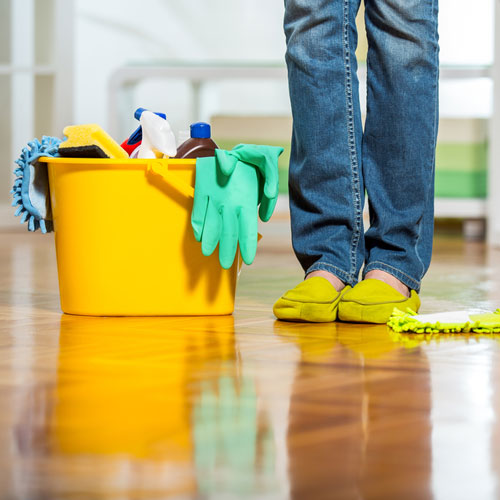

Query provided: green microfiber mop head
[388,308,500,334]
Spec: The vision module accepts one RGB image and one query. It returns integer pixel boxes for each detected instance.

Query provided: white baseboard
[275,194,289,215]
[434,198,486,218]
[275,196,486,219]
[1,197,485,232]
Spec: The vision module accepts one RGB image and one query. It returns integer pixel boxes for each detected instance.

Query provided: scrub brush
[388,308,500,334]
[11,136,61,233]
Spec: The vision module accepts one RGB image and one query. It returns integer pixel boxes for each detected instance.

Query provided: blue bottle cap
[134,107,166,121]
[190,122,211,139]
[134,107,147,120]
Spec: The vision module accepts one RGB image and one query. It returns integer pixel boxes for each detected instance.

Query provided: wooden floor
[1,218,500,499]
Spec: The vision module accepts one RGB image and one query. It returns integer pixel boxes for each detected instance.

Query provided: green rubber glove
[191,156,259,269]
[215,144,284,222]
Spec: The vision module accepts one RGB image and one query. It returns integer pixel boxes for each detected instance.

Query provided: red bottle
[174,122,218,159]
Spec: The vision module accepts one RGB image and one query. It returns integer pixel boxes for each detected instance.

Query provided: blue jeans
[284,0,439,292]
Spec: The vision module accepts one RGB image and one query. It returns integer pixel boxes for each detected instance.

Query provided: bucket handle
[147,160,195,199]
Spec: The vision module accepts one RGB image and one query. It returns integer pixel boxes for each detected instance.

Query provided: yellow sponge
[59,124,129,159]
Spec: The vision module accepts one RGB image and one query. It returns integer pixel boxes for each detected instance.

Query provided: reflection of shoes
[338,279,420,324]
[273,277,351,323]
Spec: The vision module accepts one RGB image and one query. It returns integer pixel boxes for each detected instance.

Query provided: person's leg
[274,0,363,322]
[338,0,439,324]
[362,0,440,293]
[284,0,364,289]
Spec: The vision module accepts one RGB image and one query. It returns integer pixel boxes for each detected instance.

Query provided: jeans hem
[305,262,355,286]
[363,261,421,292]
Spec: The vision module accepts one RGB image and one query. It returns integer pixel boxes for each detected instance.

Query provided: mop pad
[59,124,128,159]
[11,136,61,233]
[387,308,500,334]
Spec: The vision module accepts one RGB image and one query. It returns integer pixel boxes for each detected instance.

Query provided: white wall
[2,0,494,228]
[439,0,494,66]
[75,0,288,139]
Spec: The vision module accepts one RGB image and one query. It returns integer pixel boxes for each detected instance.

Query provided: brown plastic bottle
[174,122,218,158]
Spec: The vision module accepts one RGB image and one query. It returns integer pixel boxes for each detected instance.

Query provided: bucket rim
[38,157,196,168]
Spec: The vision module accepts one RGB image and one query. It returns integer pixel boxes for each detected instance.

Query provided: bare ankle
[364,270,410,297]
[306,270,345,292]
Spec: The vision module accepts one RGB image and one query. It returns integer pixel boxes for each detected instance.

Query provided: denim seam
[414,0,440,283]
[363,261,420,290]
[306,261,352,285]
[425,0,440,278]
[343,0,362,283]
[414,213,425,283]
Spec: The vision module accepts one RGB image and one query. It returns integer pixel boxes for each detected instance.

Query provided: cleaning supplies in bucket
[12,110,284,273]
[12,108,285,315]
[11,136,61,232]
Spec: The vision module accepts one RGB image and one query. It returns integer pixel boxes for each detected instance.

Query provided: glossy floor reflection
[1,222,500,499]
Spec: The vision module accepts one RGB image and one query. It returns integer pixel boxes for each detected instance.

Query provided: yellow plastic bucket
[41,157,239,316]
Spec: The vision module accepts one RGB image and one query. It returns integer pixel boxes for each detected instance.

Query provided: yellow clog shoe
[338,279,420,324]
[273,277,351,323]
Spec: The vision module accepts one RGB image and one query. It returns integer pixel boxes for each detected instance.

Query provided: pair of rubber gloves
[191,144,283,269]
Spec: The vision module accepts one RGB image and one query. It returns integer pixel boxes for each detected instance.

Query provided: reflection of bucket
[40,157,239,316]
[51,314,235,459]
